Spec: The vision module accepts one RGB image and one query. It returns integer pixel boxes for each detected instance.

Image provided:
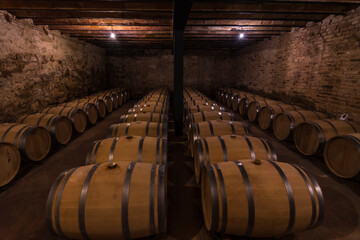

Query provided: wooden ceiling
[1,0,360,50]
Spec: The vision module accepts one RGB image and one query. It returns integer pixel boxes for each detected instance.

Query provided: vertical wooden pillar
[174,29,184,135]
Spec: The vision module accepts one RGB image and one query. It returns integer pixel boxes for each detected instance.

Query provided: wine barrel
[247,100,279,122]
[59,102,98,125]
[120,113,168,123]
[189,120,250,156]
[0,123,51,161]
[15,113,72,145]
[294,119,360,156]
[193,135,277,183]
[202,160,324,237]
[225,90,245,108]
[187,111,234,125]
[273,110,328,141]
[324,133,360,178]
[108,121,168,139]
[128,106,168,114]
[85,136,167,165]
[46,162,166,239]
[258,104,300,130]
[40,107,87,133]
[77,98,106,118]
[238,95,265,116]
[134,101,169,111]
[0,143,21,187]
[231,92,250,112]
[184,100,216,107]
[91,95,113,113]
[185,105,225,115]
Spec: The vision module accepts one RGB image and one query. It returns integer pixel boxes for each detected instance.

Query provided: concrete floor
[0,100,359,240]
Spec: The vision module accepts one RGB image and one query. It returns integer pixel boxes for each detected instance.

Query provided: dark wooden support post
[173,0,192,136]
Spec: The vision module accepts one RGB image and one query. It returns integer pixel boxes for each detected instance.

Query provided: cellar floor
[0,100,359,240]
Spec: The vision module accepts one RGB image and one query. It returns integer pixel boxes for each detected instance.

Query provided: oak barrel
[16,113,72,145]
[108,121,168,139]
[185,105,225,115]
[187,111,234,125]
[40,107,87,133]
[258,104,300,130]
[91,95,113,113]
[247,100,279,122]
[193,135,277,183]
[0,143,21,187]
[238,96,265,116]
[202,160,324,237]
[231,92,250,112]
[120,113,168,123]
[273,110,328,141]
[46,162,166,239]
[0,123,51,161]
[86,136,167,165]
[77,98,106,118]
[294,119,360,156]
[324,133,360,178]
[59,102,98,125]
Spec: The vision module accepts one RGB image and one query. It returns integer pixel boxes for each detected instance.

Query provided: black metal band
[19,115,29,124]
[259,138,272,161]
[243,136,256,160]
[79,164,100,240]
[203,138,211,165]
[54,168,77,238]
[229,121,235,135]
[34,114,47,126]
[149,164,157,234]
[85,141,97,165]
[312,111,322,119]
[218,136,228,162]
[206,165,219,232]
[310,122,326,155]
[197,105,200,112]
[156,137,160,164]
[278,104,284,112]
[208,121,214,136]
[219,112,223,120]
[125,123,131,136]
[92,139,104,163]
[122,162,137,240]
[119,115,125,123]
[196,139,205,173]
[156,122,160,138]
[162,123,167,139]
[109,137,118,163]
[161,138,167,165]
[289,163,317,229]
[106,124,115,138]
[234,161,254,236]
[46,170,67,234]
[201,111,206,121]
[300,167,325,228]
[321,119,339,136]
[45,107,52,114]
[150,112,153,122]
[157,165,166,233]
[214,164,227,233]
[13,125,29,146]
[138,136,145,162]
[343,121,358,132]
[294,110,306,121]
[267,161,295,234]
[196,123,201,138]
[133,113,137,121]
[1,123,19,142]
[146,122,151,137]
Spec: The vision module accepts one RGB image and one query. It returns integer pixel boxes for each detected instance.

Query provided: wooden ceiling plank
[33,18,172,26]
[47,25,171,30]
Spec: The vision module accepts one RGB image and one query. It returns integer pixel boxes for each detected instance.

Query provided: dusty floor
[0,99,359,240]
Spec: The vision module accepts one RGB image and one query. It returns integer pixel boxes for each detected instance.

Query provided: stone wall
[234,7,360,122]
[107,49,237,98]
[0,11,106,122]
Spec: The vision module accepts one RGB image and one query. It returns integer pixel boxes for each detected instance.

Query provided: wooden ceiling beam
[185,26,291,31]
[0,1,173,11]
[48,25,171,31]
[191,2,359,13]
[9,10,172,19]
[33,18,171,26]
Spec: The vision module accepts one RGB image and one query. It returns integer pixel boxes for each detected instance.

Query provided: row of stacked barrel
[46,88,169,239]
[0,88,128,187]
[184,88,324,238]
[218,88,360,179]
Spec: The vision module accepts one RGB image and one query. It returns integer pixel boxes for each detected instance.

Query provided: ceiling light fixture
[110,32,116,39]
[239,33,244,39]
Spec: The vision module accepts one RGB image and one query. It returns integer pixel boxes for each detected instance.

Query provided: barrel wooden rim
[273,113,294,140]
[294,122,325,156]
[324,135,360,178]
[0,143,21,187]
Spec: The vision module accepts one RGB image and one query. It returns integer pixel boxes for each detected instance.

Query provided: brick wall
[107,49,237,98]
[234,7,360,122]
[0,11,107,122]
